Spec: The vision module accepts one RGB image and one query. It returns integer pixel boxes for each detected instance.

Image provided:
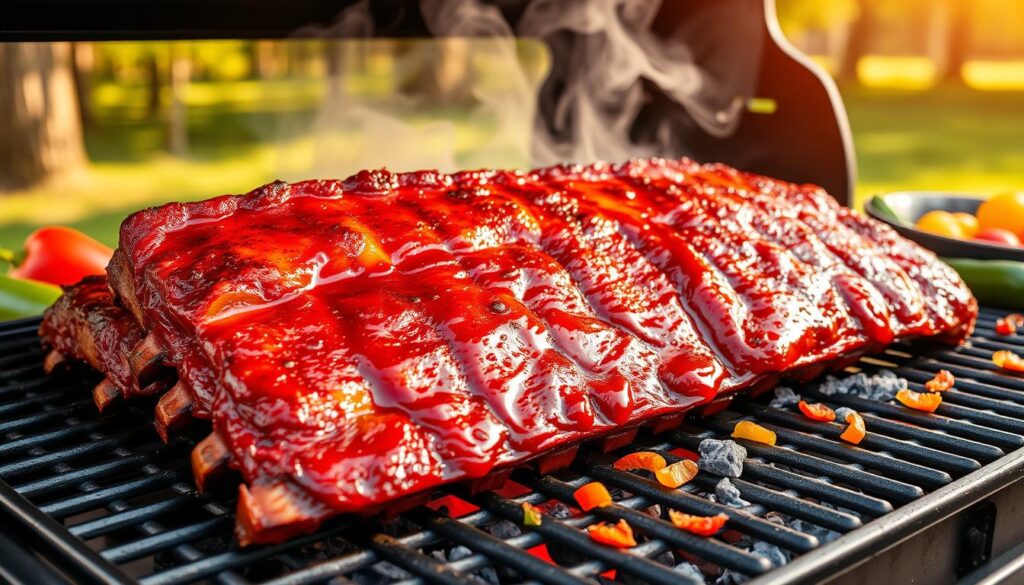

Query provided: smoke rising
[285,0,761,178]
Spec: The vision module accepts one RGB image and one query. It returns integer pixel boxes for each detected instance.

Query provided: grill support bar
[753,446,1024,584]
[0,479,134,585]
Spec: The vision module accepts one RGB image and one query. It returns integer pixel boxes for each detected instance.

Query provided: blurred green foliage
[2,32,1024,251]
[776,0,858,32]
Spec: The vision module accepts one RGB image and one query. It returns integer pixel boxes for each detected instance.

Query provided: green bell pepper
[941,258,1024,309]
[0,275,61,320]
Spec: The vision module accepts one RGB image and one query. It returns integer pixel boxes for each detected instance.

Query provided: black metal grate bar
[1,312,1024,585]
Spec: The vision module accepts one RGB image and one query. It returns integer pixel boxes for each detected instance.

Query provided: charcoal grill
[4,1,1024,583]
[2,310,1024,585]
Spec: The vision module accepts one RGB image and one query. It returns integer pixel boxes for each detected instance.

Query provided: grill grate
[1,309,1023,585]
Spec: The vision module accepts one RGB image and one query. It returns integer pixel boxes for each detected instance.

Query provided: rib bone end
[130,333,168,386]
[43,350,65,374]
[192,431,231,493]
[235,482,324,547]
[154,382,193,443]
[92,378,121,412]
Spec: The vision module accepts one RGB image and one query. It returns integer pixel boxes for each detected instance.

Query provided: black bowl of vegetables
[865,192,1024,262]
[865,191,1024,308]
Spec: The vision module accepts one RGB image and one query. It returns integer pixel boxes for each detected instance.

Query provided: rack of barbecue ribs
[39,158,977,545]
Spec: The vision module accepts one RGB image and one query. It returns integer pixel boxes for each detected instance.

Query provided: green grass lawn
[845,85,1024,208]
[2,81,1024,250]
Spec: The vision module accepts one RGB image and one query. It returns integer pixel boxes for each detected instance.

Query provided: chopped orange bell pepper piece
[655,459,699,489]
[613,451,667,473]
[574,482,613,511]
[896,389,942,412]
[668,511,729,536]
[798,400,836,422]
[731,420,777,445]
[995,314,1024,335]
[924,369,955,392]
[587,519,637,548]
[993,350,1024,373]
[839,411,866,445]
[522,502,542,526]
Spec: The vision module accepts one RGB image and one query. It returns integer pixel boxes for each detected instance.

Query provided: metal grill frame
[2,310,1024,585]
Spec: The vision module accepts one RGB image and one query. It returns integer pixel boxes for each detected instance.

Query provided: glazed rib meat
[39,276,172,411]
[43,158,976,545]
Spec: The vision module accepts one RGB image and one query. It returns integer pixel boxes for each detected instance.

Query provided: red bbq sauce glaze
[108,160,977,543]
[534,160,865,378]
[40,275,145,398]
[647,159,895,349]
[461,170,728,401]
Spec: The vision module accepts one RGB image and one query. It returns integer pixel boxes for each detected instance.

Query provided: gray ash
[484,519,522,540]
[713,478,749,508]
[769,386,800,408]
[818,370,906,402]
[698,439,747,478]
[752,541,789,568]
[674,561,706,583]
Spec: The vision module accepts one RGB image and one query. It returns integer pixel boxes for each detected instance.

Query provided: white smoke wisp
[517,0,753,166]
[282,0,758,177]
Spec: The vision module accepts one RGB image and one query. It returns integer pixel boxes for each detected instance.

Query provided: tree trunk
[167,47,190,157]
[0,42,87,191]
[940,0,969,84]
[146,53,161,117]
[837,0,873,83]
[71,42,94,128]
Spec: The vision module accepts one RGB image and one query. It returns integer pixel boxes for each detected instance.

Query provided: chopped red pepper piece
[522,502,542,526]
[924,369,955,392]
[613,451,667,473]
[798,400,836,422]
[668,511,729,536]
[731,420,777,445]
[654,459,699,489]
[587,519,636,548]
[574,482,613,511]
[896,389,942,412]
[995,314,1024,335]
[840,411,866,445]
[993,350,1024,373]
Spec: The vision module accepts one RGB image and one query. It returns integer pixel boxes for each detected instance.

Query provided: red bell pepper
[840,411,866,445]
[798,400,836,422]
[613,451,667,473]
[655,459,699,489]
[4,227,112,287]
[587,519,636,548]
[896,389,942,412]
[668,511,729,536]
[574,482,612,511]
